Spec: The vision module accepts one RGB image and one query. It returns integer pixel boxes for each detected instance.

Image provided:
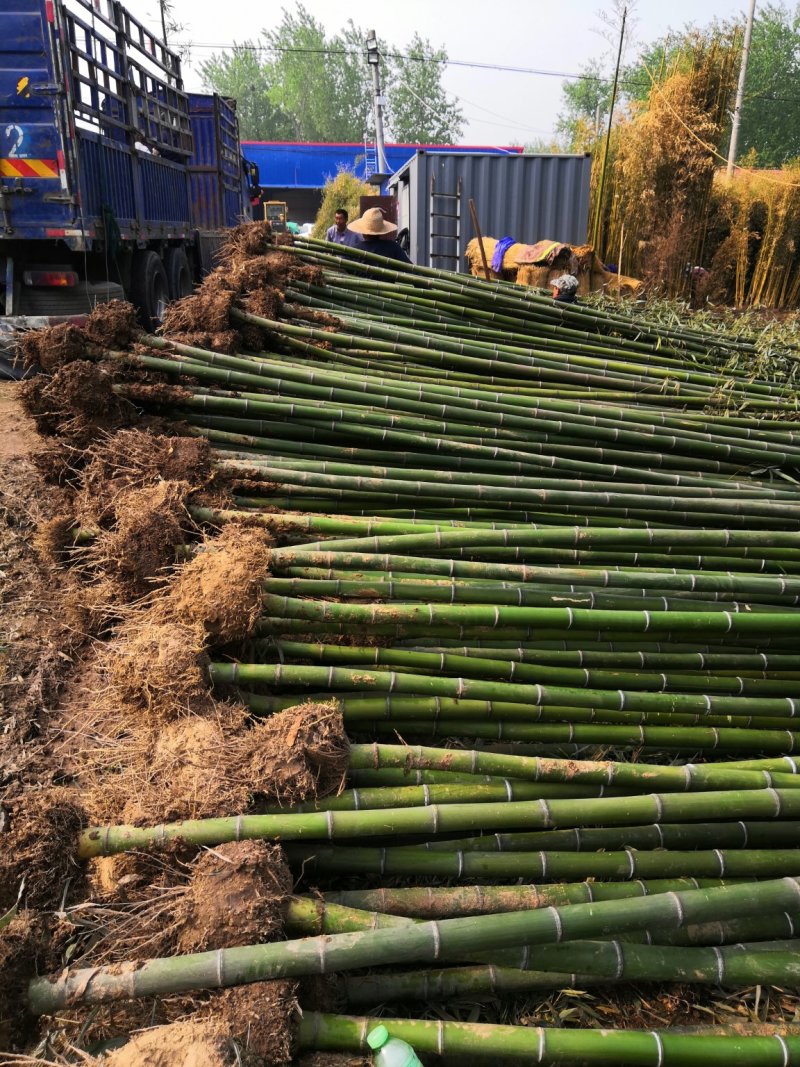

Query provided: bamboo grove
[12,231,800,1064]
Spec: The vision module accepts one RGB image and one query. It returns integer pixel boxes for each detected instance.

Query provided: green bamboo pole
[286,845,800,881]
[297,1011,800,1063]
[27,878,800,1014]
[246,690,800,737]
[387,820,800,854]
[344,744,800,791]
[321,879,735,917]
[78,789,800,859]
[340,942,800,1003]
[214,661,800,721]
[360,717,800,755]
[265,640,800,697]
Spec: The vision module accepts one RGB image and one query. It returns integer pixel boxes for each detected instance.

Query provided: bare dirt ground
[1,382,86,795]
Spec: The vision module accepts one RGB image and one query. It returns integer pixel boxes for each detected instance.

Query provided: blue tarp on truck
[0,0,254,373]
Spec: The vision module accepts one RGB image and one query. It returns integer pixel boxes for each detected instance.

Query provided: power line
[179,40,800,104]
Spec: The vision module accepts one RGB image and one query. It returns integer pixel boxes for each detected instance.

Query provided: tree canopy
[556,2,800,168]
[199,5,464,145]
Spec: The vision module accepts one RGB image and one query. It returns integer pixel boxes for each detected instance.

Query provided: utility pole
[727,0,757,178]
[591,6,626,253]
[158,0,169,43]
[366,31,389,178]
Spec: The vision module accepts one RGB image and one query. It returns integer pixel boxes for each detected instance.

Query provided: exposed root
[244,287,282,325]
[0,787,86,912]
[69,841,290,967]
[20,361,131,448]
[219,221,275,262]
[166,524,272,643]
[90,480,191,599]
[78,429,211,520]
[83,301,140,350]
[161,285,236,338]
[97,706,248,823]
[246,701,350,808]
[165,331,241,355]
[117,381,195,408]
[105,618,210,718]
[83,698,347,824]
[33,515,79,566]
[19,322,90,373]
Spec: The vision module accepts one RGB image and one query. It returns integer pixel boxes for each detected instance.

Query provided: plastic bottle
[367,1024,424,1066]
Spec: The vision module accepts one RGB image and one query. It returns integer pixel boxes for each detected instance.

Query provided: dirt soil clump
[177,841,292,953]
[245,701,350,807]
[105,617,210,718]
[0,786,86,912]
[92,479,191,599]
[167,523,272,642]
[103,1019,234,1067]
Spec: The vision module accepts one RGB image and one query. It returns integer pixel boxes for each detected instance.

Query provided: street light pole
[727,0,757,179]
[366,31,389,177]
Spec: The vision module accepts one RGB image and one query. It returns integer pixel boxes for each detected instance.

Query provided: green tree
[737,2,800,166]
[200,12,462,145]
[385,33,464,143]
[262,6,371,141]
[556,60,611,150]
[198,45,293,141]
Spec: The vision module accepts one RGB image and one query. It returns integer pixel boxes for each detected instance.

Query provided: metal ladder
[363,137,378,181]
[429,174,462,271]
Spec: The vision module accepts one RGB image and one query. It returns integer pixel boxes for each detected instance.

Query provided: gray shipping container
[387,150,592,271]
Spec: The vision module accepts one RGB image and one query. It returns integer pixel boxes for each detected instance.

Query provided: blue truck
[0,0,257,374]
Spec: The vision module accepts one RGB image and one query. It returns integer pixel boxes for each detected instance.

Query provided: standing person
[347,207,411,263]
[326,209,362,248]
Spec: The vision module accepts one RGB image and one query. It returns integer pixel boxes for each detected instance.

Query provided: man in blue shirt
[326,209,363,248]
[348,207,411,263]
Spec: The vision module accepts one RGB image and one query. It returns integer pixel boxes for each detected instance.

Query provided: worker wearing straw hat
[348,207,412,263]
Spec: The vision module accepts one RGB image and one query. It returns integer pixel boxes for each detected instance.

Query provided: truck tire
[130,251,169,332]
[164,247,193,300]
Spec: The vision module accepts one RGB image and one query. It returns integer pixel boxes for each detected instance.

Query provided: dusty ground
[0,381,86,791]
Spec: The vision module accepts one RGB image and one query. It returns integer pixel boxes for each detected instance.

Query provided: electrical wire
[175,39,800,105]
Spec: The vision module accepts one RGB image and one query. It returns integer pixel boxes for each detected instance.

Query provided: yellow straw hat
[347,207,397,236]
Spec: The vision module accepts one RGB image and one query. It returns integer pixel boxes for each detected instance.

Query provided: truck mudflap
[0,313,86,379]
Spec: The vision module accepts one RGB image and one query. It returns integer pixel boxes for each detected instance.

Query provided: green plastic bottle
[367,1024,424,1066]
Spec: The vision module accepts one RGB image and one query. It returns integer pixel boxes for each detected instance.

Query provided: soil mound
[0,786,86,912]
[93,479,191,598]
[248,701,349,807]
[167,524,272,643]
[177,841,292,953]
[106,617,210,717]
[104,1020,232,1067]
[207,980,299,1066]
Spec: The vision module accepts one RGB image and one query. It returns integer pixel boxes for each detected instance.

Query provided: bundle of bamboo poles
[24,235,800,1060]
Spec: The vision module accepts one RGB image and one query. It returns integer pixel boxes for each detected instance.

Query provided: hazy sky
[125,0,748,144]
